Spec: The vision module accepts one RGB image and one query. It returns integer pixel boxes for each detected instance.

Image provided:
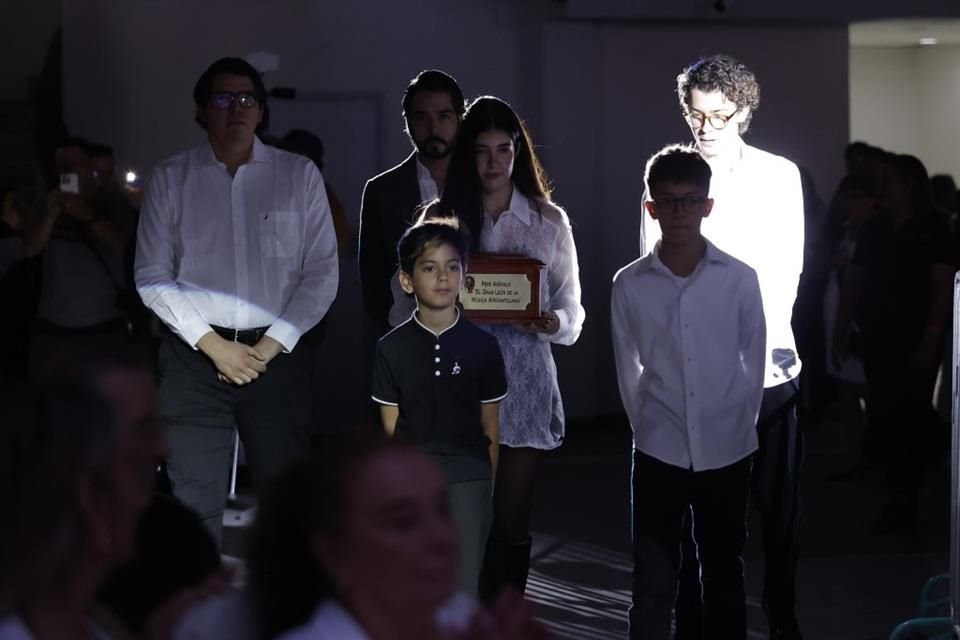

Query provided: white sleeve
[739,267,767,424]
[544,214,585,346]
[639,187,659,257]
[611,274,645,428]
[134,167,213,348]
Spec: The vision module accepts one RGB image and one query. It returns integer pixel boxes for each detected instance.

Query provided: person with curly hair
[640,54,806,640]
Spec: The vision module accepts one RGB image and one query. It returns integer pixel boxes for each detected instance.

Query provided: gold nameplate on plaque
[460,253,545,324]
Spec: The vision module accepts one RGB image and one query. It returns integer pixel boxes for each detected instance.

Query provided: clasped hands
[197,332,284,386]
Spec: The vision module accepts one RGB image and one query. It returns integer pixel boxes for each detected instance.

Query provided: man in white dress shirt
[135,57,339,545]
[640,55,805,640]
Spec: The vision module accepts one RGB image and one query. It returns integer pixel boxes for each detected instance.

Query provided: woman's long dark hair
[437,96,551,250]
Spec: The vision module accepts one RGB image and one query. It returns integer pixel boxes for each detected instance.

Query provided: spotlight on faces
[685,88,749,160]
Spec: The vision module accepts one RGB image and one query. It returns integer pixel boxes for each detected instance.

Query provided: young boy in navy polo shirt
[611,144,766,639]
[372,218,507,597]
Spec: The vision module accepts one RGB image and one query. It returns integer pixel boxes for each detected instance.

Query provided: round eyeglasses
[684,109,739,130]
[209,91,258,110]
[651,195,709,214]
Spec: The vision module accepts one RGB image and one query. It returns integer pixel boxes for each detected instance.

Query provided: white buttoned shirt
[135,137,339,351]
[611,240,766,471]
[641,143,804,388]
[416,156,440,204]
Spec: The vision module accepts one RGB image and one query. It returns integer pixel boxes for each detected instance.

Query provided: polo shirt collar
[411,306,461,337]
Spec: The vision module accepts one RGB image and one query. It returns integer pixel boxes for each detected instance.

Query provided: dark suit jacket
[358,152,424,327]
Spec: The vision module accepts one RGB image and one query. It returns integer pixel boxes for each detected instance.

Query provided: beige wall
[850,44,960,181]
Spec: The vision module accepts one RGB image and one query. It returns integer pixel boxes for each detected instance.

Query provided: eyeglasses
[209,91,258,110]
[684,109,739,130]
[651,195,709,214]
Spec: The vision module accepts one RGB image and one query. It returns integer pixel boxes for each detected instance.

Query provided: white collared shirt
[611,240,766,470]
[416,156,440,204]
[135,137,339,351]
[640,143,804,388]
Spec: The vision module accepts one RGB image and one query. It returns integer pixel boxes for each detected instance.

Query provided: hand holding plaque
[460,253,545,324]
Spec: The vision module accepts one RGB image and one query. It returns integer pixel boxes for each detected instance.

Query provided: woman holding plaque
[425,95,585,600]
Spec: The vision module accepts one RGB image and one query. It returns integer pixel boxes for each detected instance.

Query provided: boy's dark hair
[397,217,467,275]
[402,69,465,121]
[645,143,712,193]
[193,57,267,130]
[677,54,760,134]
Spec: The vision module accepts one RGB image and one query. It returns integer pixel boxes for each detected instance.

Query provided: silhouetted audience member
[931,174,958,222]
[247,434,549,640]
[930,173,960,423]
[280,129,351,255]
[833,153,953,533]
[97,493,226,636]
[822,175,876,478]
[0,184,38,381]
[0,348,168,638]
[792,166,829,417]
[23,137,136,378]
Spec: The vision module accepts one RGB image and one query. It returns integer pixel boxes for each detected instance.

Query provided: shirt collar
[638,238,729,275]
[492,188,533,226]
[415,156,433,182]
[197,135,271,167]
[411,306,461,337]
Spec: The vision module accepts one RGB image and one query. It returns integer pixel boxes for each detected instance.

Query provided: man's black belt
[210,325,269,346]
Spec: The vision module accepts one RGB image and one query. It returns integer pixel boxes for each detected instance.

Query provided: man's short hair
[397,217,468,275]
[86,143,114,159]
[401,70,465,120]
[56,136,92,156]
[645,143,713,193]
[677,54,760,134]
[192,57,267,130]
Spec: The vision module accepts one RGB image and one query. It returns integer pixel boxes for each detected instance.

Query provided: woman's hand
[519,311,559,336]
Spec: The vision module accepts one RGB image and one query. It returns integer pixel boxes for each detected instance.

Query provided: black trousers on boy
[676,381,803,640]
[629,450,752,640]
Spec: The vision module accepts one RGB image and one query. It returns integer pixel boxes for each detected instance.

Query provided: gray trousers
[158,334,311,546]
[449,478,493,597]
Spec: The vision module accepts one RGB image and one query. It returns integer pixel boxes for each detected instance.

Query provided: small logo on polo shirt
[451,360,461,376]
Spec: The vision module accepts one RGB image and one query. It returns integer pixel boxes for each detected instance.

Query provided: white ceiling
[851,18,960,48]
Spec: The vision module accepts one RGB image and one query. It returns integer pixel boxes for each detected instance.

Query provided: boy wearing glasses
[641,54,806,640]
[614,144,766,640]
[135,57,339,545]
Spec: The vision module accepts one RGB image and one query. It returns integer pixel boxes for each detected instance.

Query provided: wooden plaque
[460,253,545,324]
